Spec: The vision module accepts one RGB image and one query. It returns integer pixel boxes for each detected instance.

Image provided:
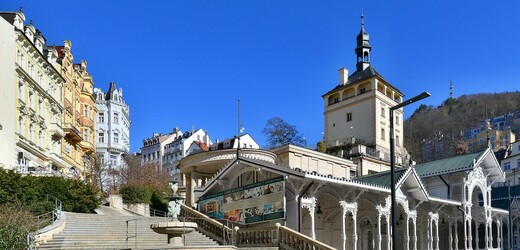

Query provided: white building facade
[94,82,130,186]
[141,129,182,170]
[163,128,212,177]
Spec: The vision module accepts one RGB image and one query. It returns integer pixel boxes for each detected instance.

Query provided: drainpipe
[439,175,450,199]
[298,181,314,233]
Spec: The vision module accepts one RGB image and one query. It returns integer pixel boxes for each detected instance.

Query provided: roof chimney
[339,68,348,85]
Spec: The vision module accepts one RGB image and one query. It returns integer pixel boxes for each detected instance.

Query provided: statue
[151,179,197,246]
[167,180,182,221]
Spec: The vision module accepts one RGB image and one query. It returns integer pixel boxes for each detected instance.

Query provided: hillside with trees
[404,91,520,163]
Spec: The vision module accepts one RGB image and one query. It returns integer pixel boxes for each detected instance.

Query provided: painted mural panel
[198,176,285,224]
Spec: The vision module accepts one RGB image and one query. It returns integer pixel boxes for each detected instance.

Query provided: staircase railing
[235,226,278,247]
[149,207,168,217]
[179,203,234,245]
[27,194,63,248]
[234,223,335,250]
[125,218,138,249]
[276,223,335,250]
[179,204,333,249]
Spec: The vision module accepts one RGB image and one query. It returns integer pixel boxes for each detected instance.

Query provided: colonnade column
[406,215,410,250]
[467,216,473,250]
[340,203,347,250]
[454,219,458,250]
[427,216,432,250]
[428,212,439,250]
[434,217,439,250]
[377,213,382,250]
[475,221,479,250]
[497,219,502,249]
[412,216,417,250]
[185,172,194,206]
[386,214,390,250]
[301,197,316,240]
[448,219,453,250]
[516,223,520,250]
[352,210,358,250]
[339,201,358,250]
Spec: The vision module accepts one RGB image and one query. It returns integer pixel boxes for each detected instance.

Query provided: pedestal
[150,221,198,246]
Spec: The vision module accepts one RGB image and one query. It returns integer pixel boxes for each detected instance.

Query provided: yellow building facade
[50,41,97,179]
[0,9,67,174]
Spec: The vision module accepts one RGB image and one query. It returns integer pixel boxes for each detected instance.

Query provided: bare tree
[121,154,170,191]
[262,117,306,149]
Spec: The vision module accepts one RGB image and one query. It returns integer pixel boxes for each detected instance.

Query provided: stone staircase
[37,207,219,249]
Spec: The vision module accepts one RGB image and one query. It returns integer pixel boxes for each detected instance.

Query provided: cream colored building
[47,41,97,180]
[466,127,515,153]
[322,16,406,166]
[0,9,67,174]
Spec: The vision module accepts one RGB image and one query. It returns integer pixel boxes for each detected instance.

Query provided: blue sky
[3,1,520,152]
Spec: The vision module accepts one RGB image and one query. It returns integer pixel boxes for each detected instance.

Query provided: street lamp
[390,91,430,250]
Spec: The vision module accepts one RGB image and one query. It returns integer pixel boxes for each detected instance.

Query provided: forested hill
[403,91,520,163]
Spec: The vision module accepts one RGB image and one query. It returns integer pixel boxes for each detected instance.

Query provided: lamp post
[390,91,430,250]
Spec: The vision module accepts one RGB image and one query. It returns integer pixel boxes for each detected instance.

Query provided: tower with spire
[356,14,372,72]
[322,14,407,175]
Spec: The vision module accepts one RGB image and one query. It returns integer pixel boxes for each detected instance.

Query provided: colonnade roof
[414,151,484,177]
[353,167,407,188]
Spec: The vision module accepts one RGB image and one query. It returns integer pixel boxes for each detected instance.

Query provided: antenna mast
[449,80,454,99]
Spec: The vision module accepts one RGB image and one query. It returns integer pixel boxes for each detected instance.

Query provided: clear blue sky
[3,1,520,152]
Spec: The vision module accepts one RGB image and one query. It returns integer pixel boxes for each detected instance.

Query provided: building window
[84,130,89,141]
[396,135,400,146]
[381,128,385,140]
[98,112,104,123]
[381,107,385,117]
[114,113,119,124]
[38,131,43,147]
[98,132,104,143]
[505,162,511,171]
[359,88,366,94]
[114,133,119,143]
[29,91,33,109]
[29,124,34,141]
[346,112,352,122]
[38,99,42,116]
[84,105,88,117]
[18,83,23,100]
[396,116,399,125]
[518,159,520,169]
[18,117,23,134]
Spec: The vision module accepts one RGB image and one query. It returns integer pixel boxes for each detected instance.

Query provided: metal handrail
[125,218,138,249]
[149,207,168,217]
[26,194,63,248]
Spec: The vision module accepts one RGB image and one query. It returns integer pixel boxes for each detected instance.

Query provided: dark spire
[355,13,371,72]
[105,82,117,101]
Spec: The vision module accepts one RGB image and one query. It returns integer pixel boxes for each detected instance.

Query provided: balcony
[79,140,95,154]
[49,122,65,138]
[63,123,83,142]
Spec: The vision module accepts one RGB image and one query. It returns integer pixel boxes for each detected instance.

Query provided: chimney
[339,68,348,85]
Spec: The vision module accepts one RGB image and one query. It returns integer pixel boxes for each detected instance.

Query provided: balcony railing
[63,123,82,142]
[49,122,64,138]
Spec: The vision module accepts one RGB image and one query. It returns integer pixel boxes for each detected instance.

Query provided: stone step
[39,210,220,249]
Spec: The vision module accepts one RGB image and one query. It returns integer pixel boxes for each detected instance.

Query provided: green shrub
[120,185,151,204]
[150,191,168,212]
[0,169,101,214]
